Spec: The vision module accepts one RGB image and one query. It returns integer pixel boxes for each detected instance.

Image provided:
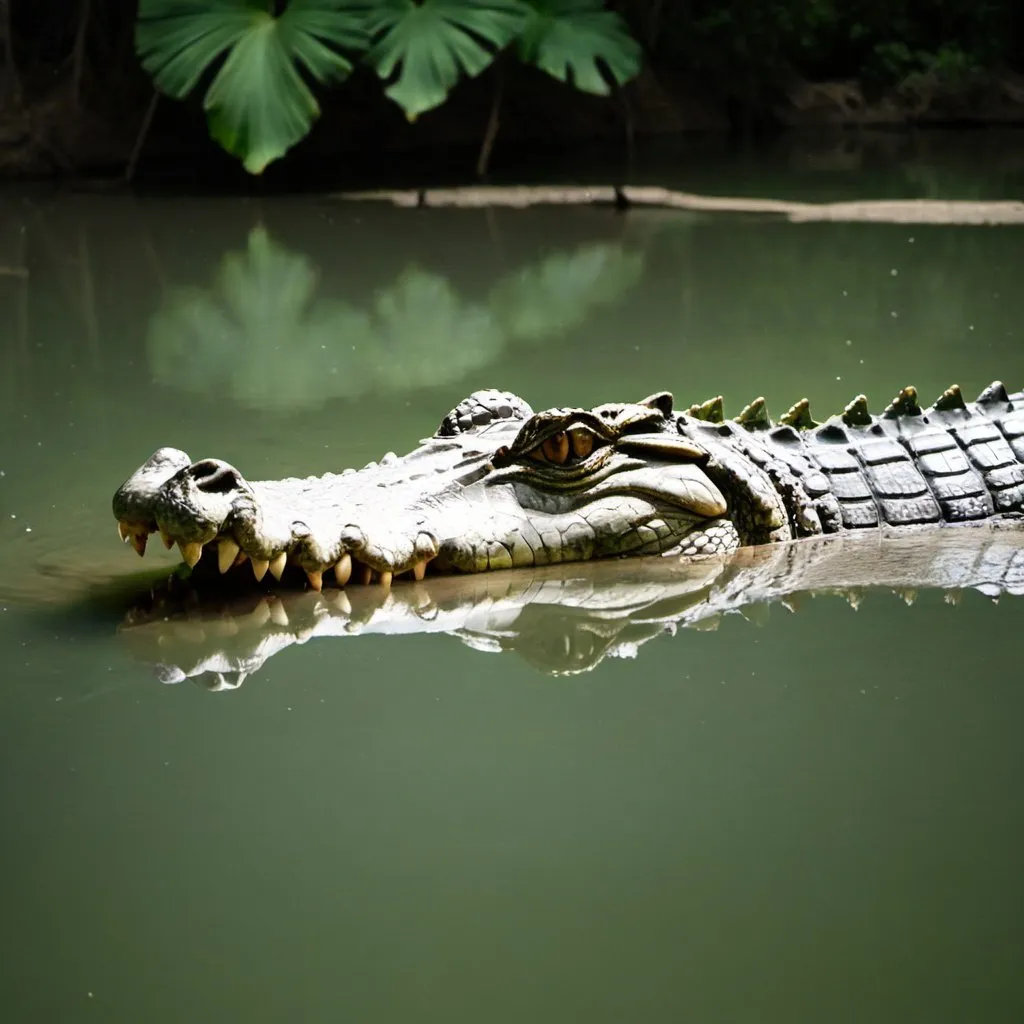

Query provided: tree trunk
[476,62,505,179]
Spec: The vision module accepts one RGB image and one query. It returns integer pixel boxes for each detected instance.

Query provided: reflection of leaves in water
[148,227,504,409]
[147,226,644,410]
[367,267,504,392]
[490,244,645,341]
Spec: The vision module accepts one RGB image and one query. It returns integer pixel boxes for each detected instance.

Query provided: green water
[2,138,1024,1021]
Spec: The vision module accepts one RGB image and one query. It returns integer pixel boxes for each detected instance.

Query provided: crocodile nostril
[190,460,245,494]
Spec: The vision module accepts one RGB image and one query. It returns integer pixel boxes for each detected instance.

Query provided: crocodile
[112,381,1024,593]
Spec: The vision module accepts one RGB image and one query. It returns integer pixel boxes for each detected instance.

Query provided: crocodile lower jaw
[116,519,429,592]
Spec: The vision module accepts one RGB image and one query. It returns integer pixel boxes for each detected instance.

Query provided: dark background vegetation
[2,0,1023,184]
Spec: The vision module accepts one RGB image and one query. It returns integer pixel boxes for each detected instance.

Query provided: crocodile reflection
[119,525,1024,690]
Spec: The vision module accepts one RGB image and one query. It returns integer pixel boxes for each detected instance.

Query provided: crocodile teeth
[359,563,374,586]
[306,570,323,592]
[178,540,203,568]
[117,520,131,543]
[251,558,270,582]
[269,552,288,581]
[334,553,352,586]
[130,532,148,557]
[217,538,240,574]
[159,527,174,550]
[248,600,272,627]
[413,560,427,581]
[267,599,289,626]
[379,570,393,589]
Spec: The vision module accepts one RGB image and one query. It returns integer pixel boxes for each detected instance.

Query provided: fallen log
[331,184,1024,225]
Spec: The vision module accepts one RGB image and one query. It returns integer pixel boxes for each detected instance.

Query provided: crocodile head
[112,389,761,591]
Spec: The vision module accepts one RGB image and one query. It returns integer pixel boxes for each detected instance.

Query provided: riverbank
[2,63,1024,185]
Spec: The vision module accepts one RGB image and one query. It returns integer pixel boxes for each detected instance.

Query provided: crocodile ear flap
[638,392,674,418]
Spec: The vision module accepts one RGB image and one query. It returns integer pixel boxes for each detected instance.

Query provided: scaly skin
[112,382,1024,592]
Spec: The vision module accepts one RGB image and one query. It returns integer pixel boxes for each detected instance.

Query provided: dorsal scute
[638,392,674,418]
[687,396,725,423]
[841,394,872,427]
[977,381,1010,405]
[931,384,966,413]
[780,398,818,430]
[735,397,770,429]
[883,385,921,418]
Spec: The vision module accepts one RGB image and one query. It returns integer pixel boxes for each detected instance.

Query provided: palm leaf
[136,0,368,173]
[518,0,641,95]
[364,0,529,120]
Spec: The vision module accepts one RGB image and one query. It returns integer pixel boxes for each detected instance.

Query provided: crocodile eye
[542,432,570,464]
[526,428,603,466]
[569,429,593,459]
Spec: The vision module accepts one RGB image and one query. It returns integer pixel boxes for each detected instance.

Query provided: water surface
[2,140,1024,1021]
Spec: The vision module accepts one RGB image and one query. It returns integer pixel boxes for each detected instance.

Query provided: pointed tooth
[178,540,203,568]
[329,590,352,615]
[248,599,272,627]
[359,564,373,586]
[413,560,426,581]
[379,570,393,589]
[117,520,131,543]
[217,538,240,574]
[267,599,289,627]
[159,527,174,549]
[130,532,148,557]
[269,552,287,581]
[306,569,323,592]
[334,553,352,586]
[251,558,270,582]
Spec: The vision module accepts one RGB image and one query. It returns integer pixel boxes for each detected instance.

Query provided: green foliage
[518,0,642,95]
[136,0,368,173]
[135,0,643,172]
[864,41,987,93]
[363,0,528,120]
[643,0,1011,99]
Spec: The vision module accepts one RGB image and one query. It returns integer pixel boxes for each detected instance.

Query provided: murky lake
[2,134,1024,1021]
